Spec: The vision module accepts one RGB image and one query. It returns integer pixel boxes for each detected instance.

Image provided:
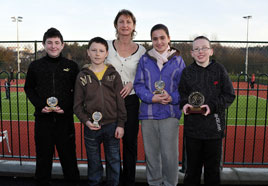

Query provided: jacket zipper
[52,73,56,95]
[99,80,105,126]
[52,72,56,122]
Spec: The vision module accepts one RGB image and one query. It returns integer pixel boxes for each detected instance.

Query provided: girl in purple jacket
[134,24,185,186]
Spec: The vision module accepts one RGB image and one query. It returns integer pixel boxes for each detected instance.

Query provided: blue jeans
[84,122,120,186]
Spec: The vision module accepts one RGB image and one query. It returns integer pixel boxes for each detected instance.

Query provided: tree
[0,46,16,71]
[63,42,88,68]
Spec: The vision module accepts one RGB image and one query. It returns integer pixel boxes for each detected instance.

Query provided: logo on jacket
[106,75,116,82]
[80,75,92,86]
[63,68,70,72]
[214,114,221,132]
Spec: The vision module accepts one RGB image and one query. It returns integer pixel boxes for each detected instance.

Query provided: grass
[0,91,81,122]
[226,95,267,126]
[0,91,267,125]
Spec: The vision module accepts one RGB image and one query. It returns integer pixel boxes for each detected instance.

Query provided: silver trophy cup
[187,91,206,114]
[92,111,102,128]
[46,97,58,111]
[153,80,165,94]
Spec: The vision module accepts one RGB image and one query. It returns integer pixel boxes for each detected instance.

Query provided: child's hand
[115,126,124,139]
[183,104,193,115]
[161,90,172,104]
[85,120,101,130]
[152,90,172,105]
[54,106,64,114]
[152,94,163,103]
[200,105,211,116]
[41,106,53,113]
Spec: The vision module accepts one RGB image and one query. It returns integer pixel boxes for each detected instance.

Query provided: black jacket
[178,60,235,139]
[24,55,79,116]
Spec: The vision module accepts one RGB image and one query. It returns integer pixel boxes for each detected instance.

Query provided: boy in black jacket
[179,36,235,186]
[24,28,79,186]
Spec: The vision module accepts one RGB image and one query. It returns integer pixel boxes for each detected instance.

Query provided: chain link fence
[1,40,268,75]
[0,40,268,167]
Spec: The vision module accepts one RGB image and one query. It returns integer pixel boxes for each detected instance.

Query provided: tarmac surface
[0,160,268,185]
[0,176,147,186]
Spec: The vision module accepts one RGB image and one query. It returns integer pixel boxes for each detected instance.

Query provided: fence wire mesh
[0,40,268,167]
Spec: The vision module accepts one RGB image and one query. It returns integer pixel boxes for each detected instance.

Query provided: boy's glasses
[192,47,210,52]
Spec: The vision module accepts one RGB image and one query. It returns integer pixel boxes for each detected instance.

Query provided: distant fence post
[34,40,37,61]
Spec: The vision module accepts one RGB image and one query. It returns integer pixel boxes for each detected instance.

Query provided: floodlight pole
[243,15,252,82]
[11,16,23,79]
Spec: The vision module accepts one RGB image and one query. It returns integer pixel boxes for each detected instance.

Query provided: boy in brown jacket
[73,37,126,186]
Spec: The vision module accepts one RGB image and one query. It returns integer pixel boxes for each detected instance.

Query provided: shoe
[179,169,185,173]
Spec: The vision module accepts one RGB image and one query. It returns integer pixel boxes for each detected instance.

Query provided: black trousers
[121,94,140,186]
[181,134,187,172]
[34,113,80,186]
[184,136,222,186]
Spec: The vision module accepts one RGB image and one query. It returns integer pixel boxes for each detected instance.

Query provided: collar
[45,54,62,63]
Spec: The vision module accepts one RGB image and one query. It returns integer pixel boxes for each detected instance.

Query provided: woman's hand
[120,82,133,98]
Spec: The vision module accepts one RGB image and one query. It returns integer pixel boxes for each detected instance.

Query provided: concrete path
[0,160,268,185]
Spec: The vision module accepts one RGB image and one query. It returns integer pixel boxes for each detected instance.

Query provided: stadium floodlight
[11,16,23,79]
[243,15,252,81]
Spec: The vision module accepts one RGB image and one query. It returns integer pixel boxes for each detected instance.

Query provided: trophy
[153,80,165,94]
[92,111,102,128]
[187,92,206,114]
[46,97,58,111]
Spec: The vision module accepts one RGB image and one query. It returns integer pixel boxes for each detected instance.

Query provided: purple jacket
[134,49,185,120]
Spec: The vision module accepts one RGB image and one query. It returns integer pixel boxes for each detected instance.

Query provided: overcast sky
[1,0,267,41]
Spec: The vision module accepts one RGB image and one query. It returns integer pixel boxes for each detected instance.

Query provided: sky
[1,0,268,42]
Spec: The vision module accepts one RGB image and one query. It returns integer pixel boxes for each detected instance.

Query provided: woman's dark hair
[87,37,108,51]
[42,27,63,44]
[150,24,170,38]
[114,9,137,39]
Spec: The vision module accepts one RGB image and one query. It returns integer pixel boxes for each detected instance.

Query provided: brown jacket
[73,64,126,127]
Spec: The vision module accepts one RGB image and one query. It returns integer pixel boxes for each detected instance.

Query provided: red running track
[1,121,268,167]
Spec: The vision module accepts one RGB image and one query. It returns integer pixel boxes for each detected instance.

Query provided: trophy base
[153,90,164,94]
[47,106,57,111]
[92,124,100,128]
[186,107,206,114]
[92,122,100,128]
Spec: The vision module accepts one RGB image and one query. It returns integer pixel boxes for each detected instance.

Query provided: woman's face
[116,15,135,37]
[151,29,170,54]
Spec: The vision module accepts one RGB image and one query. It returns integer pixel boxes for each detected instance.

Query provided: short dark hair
[193,36,211,47]
[42,28,63,44]
[114,9,137,39]
[150,24,170,38]
[87,37,108,51]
